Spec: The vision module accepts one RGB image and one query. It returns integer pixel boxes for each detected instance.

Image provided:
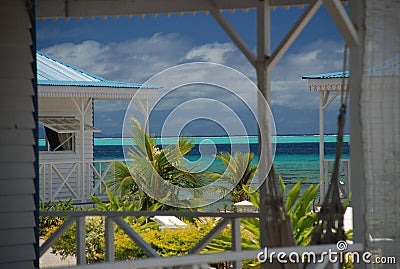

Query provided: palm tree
[208,152,257,203]
[109,117,204,209]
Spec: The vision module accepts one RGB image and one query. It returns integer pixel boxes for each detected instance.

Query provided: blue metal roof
[39,79,155,88]
[37,51,159,89]
[303,54,399,80]
[302,71,349,79]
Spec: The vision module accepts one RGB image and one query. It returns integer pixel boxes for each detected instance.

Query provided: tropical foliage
[46,216,105,263]
[39,199,77,236]
[42,195,219,262]
[208,152,257,203]
[203,177,321,260]
[40,118,356,267]
[107,117,204,209]
[282,177,320,245]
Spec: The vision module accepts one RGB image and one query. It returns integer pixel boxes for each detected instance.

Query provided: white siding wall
[0,1,37,268]
[39,97,94,202]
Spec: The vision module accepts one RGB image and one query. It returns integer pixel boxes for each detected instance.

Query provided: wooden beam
[35,0,349,19]
[322,0,359,46]
[269,0,346,7]
[112,216,160,258]
[39,217,75,256]
[208,0,257,67]
[41,210,260,218]
[267,0,321,71]
[36,0,262,19]
[37,0,343,19]
[65,244,364,269]
[189,218,230,254]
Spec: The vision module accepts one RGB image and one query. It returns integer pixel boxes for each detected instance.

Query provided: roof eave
[38,85,159,100]
[304,77,349,91]
[35,0,324,19]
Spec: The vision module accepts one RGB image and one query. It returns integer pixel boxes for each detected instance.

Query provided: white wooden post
[319,90,325,202]
[231,218,242,269]
[80,98,85,201]
[73,97,92,201]
[348,1,367,267]
[76,216,86,265]
[105,217,115,262]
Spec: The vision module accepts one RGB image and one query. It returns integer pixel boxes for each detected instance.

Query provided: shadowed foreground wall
[0,1,38,268]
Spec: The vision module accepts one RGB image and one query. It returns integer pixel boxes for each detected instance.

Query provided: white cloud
[43,33,192,83]
[43,35,344,113]
[271,39,345,108]
[183,42,236,63]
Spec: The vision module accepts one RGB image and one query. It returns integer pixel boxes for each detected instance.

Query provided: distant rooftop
[302,71,349,79]
[37,51,158,89]
[36,51,159,99]
[303,54,399,80]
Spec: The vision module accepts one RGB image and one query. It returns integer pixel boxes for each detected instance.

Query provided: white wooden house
[37,51,158,204]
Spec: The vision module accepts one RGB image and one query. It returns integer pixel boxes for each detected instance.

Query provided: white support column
[73,97,92,201]
[257,1,271,263]
[348,1,367,267]
[105,217,115,262]
[231,218,242,269]
[80,98,85,200]
[76,216,86,265]
[319,90,325,202]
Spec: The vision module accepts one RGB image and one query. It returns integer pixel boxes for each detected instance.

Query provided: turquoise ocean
[39,135,350,207]
[91,135,350,187]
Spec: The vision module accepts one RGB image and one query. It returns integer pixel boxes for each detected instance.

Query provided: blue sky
[36,5,348,136]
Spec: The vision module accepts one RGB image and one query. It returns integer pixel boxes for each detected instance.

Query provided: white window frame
[39,117,100,152]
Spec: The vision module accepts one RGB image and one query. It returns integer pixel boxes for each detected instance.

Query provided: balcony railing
[39,160,117,203]
[39,210,363,269]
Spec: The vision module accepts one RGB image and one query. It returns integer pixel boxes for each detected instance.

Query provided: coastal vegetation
[40,118,352,267]
[40,178,322,265]
[202,178,321,268]
[108,117,205,209]
[207,151,258,203]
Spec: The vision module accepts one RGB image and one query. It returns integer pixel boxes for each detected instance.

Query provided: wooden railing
[40,210,257,269]
[321,158,351,203]
[39,160,117,203]
[39,210,363,269]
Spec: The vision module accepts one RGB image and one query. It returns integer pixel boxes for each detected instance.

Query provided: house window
[39,117,100,152]
[43,126,75,151]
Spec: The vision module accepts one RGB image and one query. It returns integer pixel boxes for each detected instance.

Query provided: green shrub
[39,200,76,237]
[48,216,217,262]
[202,177,321,268]
[46,216,105,263]
[114,219,216,259]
